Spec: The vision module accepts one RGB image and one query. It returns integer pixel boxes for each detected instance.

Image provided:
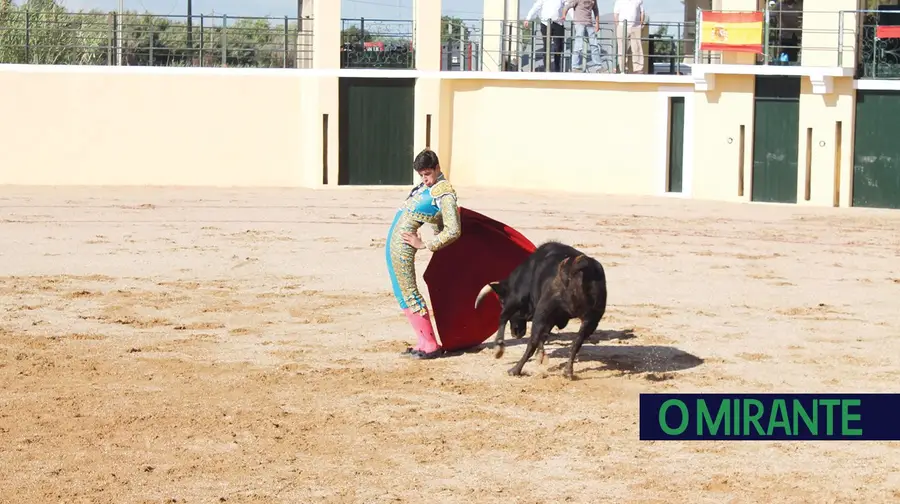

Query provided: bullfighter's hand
[402,232,426,249]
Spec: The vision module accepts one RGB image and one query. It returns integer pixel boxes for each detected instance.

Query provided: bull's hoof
[494,345,505,359]
[563,367,577,380]
[507,367,522,377]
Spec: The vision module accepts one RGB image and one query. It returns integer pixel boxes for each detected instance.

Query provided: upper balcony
[2,2,898,84]
[431,6,900,82]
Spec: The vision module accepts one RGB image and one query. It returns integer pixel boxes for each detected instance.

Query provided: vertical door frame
[657,87,695,198]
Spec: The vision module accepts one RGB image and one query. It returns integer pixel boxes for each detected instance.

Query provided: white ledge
[689,64,854,94]
[0,63,695,84]
[854,79,900,91]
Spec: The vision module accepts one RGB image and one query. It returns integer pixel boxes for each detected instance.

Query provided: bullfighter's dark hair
[413,148,440,171]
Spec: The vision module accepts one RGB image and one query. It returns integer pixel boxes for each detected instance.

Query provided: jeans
[540,21,565,72]
[571,23,602,70]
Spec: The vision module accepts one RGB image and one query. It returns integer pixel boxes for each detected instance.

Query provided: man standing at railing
[561,0,602,72]
[524,0,567,72]
[613,0,645,73]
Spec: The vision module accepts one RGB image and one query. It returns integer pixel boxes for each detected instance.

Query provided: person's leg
[403,305,441,357]
[616,23,627,73]
[386,220,440,356]
[572,24,585,71]
[630,25,644,73]
[588,27,602,69]
[551,22,565,72]
[539,22,550,72]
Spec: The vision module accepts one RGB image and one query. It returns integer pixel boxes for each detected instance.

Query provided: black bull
[474,241,608,379]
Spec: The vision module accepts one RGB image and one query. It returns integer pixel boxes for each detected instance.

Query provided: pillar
[299,0,341,186]
[483,0,519,72]
[297,0,314,69]
[413,0,445,177]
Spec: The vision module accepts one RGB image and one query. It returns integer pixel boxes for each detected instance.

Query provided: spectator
[771,0,802,63]
[524,0,566,72]
[613,0,645,73]
[561,0,602,73]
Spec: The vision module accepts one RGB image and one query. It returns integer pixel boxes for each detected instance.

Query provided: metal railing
[851,9,900,79]
[0,7,314,68]
[3,4,898,79]
[441,19,696,74]
[340,18,413,69]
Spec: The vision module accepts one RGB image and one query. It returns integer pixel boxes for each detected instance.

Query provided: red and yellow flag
[699,11,764,54]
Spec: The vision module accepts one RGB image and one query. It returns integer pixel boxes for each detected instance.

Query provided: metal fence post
[837,10,844,67]
[221,14,227,67]
[199,14,204,65]
[149,23,154,64]
[116,8,123,65]
[107,12,115,65]
[24,11,31,63]
[763,4,770,64]
[458,22,465,71]
[693,7,701,63]
[283,15,289,68]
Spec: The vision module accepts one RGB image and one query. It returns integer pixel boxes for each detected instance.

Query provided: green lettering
[742,399,765,436]
[698,399,730,436]
[734,397,740,434]
[793,399,818,435]
[841,399,863,436]
[766,399,792,436]
[820,399,840,435]
[659,399,689,436]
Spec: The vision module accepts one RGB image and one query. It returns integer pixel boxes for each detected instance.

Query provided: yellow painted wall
[691,74,756,202]
[0,70,316,187]
[442,79,693,195]
[800,0,859,68]
[0,66,866,209]
[797,76,856,207]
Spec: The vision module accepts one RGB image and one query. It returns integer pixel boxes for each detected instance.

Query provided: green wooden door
[751,76,801,204]
[852,90,900,209]
[667,96,685,193]
[338,77,415,185]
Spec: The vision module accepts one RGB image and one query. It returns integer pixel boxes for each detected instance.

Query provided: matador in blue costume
[385,148,461,359]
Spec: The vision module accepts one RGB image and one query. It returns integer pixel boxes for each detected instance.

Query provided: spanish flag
[699,11,764,54]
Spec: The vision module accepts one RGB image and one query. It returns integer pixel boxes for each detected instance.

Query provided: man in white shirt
[524,0,567,72]
[613,0,645,73]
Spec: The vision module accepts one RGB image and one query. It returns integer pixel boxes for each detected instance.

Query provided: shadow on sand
[443,328,704,378]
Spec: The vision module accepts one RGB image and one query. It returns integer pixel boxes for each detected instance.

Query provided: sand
[1,185,899,504]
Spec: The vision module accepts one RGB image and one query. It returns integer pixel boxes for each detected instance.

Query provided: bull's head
[509,313,527,337]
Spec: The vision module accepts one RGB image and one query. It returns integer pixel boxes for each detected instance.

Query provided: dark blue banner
[639,393,900,441]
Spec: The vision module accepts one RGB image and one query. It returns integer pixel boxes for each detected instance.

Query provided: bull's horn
[474,282,498,309]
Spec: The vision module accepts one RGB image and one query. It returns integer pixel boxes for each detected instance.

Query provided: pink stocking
[403,307,440,353]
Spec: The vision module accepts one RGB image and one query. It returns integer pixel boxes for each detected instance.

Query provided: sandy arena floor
[1,185,899,503]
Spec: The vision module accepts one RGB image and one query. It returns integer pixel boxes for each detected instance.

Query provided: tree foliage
[1,0,313,67]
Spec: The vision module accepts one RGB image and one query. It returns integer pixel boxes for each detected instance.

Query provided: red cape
[424,207,536,352]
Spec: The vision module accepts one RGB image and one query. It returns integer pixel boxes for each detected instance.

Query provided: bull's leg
[564,315,600,380]
[508,320,550,376]
[536,338,550,366]
[493,319,507,359]
[493,306,517,359]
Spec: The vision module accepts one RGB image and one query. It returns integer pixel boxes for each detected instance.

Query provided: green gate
[667,96,685,193]
[751,75,801,204]
[852,90,900,209]
[338,77,416,185]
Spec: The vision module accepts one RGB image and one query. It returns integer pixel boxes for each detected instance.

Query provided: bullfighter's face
[417,166,441,187]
